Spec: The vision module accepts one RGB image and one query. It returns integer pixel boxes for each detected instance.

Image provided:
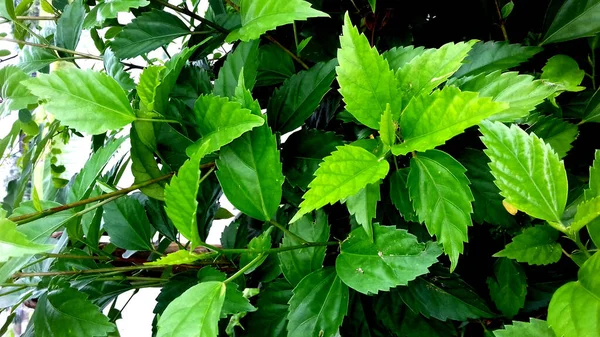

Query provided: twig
[269,219,308,244]
[265,35,309,70]
[151,0,228,34]
[16,16,58,20]
[493,0,509,41]
[224,253,264,284]
[0,38,103,60]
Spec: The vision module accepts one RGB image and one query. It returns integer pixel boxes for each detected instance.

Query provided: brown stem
[0,38,103,60]
[494,0,509,41]
[151,0,228,34]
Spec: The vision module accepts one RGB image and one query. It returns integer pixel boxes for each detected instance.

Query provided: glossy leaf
[337,13,401,129]
[102,196,154,251]
[103,48,135,90]
[493,319,556,337]
[379,103,395,148]
[571,196,600,231]
[23,68,135,134]
[346,181,381,240]
[146,250,213,266]
[542,0,600,44]
[389,168,417,221]
[0,66,38,117]
[157,281,226,337]
[214,40,260,98]
[335,224,441,294]
[256,44,295,86]
[18,46,58,74]
[391,86,507,155]
[495,225,562,265]
[382,45,426,70]
[479,120,568,223]
[226,0,328,42]
[528,116,578,158]
[541,55,585,92]
[56,0,84,50]
[408,149,474,270]
[487,258,527,318]
[290,145,390,222]
[244,280,293,337]
[84,0,149,28]
[287,267,349,337]
[0,217,53,262]
[454,41,542,78]
[130,125,166,200]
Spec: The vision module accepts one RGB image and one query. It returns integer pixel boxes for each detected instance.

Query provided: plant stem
[268,219,308,244]
[0,38,103,60]
[42,253,113,260]
[493,0,509,41]
[135,118,181,124]
[151,0,228,34]
[13,265,165,278]
[265,34,309,70]
[16,16,57,20]
[224,253,264,284]
[221,241,338,254]
[292,22,299,52]
[572,233,591,258]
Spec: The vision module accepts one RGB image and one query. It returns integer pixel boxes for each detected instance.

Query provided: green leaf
[583,89,600,123]
[112,10,189,59]
[494,318,556,337]
[379,103,395,148]
[18,45,58,74]
[222,283,257,316]
[571,196,600,231]
[456,71,557,122]
[495,225,562,265]
[226,0,328,42]
[0,217,53,263]
[454,41,542,78]
[396,40,476,101]
[287,267,349,337]
[157,281,226,337]
[56,0,84,51]
[542,0,600,45]
[541,55,585,92]
[83,0,149,28]
[146,250,213,266]
[335,224,441,294]
[267,59,336,134]
[256,44,295,86]
[346,181,380,240]
[130,125,166,200]
[244,280,293,337]
[240,227,273,274]
[487,258,527,318]
[460,148,515,226]
[548,251,600,337]
[213,40,259,98]
[0,66,38,117]
[137,65,165,113]
[528,116,578,158]
[501,1,514,18]
[104,48,134,91]
[164,142,211,249]
[336,13,401,129]
[102,196,154,251]
[389,168,417,222]
[391,86,508,155]
[290,145,390,222]
[479,120,568,223]
[408,149,474,271]
[382,45,426,71]
[23,68,135,134]
[586,150,600,200]
[279,210,330,285]
[33,287,116,337]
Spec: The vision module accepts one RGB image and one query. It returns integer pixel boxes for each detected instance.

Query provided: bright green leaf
[346,181,381,241]
[541,55,585,92]
[571,196,600,231]
[501,1,514,18]
[0,217,53,263]
[586,150,600,200]
[222,283,257,316]
[240,227,273,274]
[494,318,556,337]
[494,225,562,265]
[103,48,135,91]
[137,65,165,113]
[0,66,38,117]
[84,0,150,28]
[146,250,213,266]
[487,258,527,318]
[214,40,260,98]
[382,45,426,71]
[102,196,155,251]
[379,103,395,148]
[528,116,578,158]
[454,41,542,78]
[542,0,600,45]
[335,224,441,294]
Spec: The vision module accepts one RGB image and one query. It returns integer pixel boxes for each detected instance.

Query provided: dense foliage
[0,0,599,336]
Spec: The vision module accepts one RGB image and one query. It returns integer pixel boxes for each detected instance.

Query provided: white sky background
[0,1,241,336]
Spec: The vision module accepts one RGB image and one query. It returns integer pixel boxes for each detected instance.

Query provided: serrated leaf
[23,68,135,134]
[214,40,260,98]
[495,225,562,265]
[103,48,134,90]
[146,250,213,266]
[226,0,328,42]
[548,251,600,337]
[102,196,154,251]
[222,283,257,316]
[493,318,556,337]
[571,196,600,231]
[267,59,337,134]
[542,0,600,45]
[244,280,293,337]
[454,41,542,78]
[18,46,58,74]
[137,65,165,113]
[290,145,390,222]
[479,120,568,223]
[391,86,507,155]
[157,281,226,337]
[84,0,149,28]
[382,45,426,71]
[0,217,53,262]
[186,94,264,156]
[586,150,600,200]
[396,40,476,100]
[279,210,329,286]
[336,13,401,129]
[335,224,441,294]
[379,103,395,148]
[541,55,585,92]
[487,258,527,318]
[346,181,380,240]
[112,10,189,59]
[528,116,578,158]
[164,142,211,249]
[33,287,116,337]
[408,149,473,271]
[389,168,417,221]
[287,267,349,337]
[240,227,273,274]
[56,0,84,51]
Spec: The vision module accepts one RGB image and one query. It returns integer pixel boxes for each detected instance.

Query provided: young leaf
[382,45,426,70]
[454,41,542,78]
[267,59,337,134]
[83,0,150,28]
[548,251,600,337]
[214,40,260,98]
[157,281,227,337]
[287,267,349,337]
[146,250,213,266]
[33,287,116,337]
[396,40,476,100]
[493,318,556,337]
[187,94,264,156]
[501,1,514,18]
[164,142,211,249]
[102,196,155,251]
[346,181,381,241]
[479,120,568,223]
[408,149,474,270]
[240,227,273,274]
[244,280,293,337]
[335,224,441,294]
[391,86,508,155]
[389,168,417,221]
[112,10,189,59]
[56,0,84,51]
[541,55,585,92]
[103,48,135,90]
[0,66,39,117]
[379,103,395,148]
[336,12,401,129]
[0,217,53,262]
[487,258,527,318]
[542,0,600,45]
[226,0,328,42]
[23,68,135,134]
[494,225,562,265]
[570,196,600,231]
[279,210,329,286]
[290,145,390,222]
[137,65,165,113]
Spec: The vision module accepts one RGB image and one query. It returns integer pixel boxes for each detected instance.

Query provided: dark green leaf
[528,115,578,158]
[83,0,149,28]
[240,227,273,274]
[389,168,417,222]
[346,181,380,240]
[103,48,135,91]
[244,280,293,337]
[256,44,295,86]
[487,258,527,318]
[542,0,600,44]
[454,41,542,78]
[501,1,514,18]
[56,0,84,51]
[494,225,562,265]
[102,196,154,251]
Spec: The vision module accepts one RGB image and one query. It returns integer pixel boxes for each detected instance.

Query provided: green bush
[0,0,599,336]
